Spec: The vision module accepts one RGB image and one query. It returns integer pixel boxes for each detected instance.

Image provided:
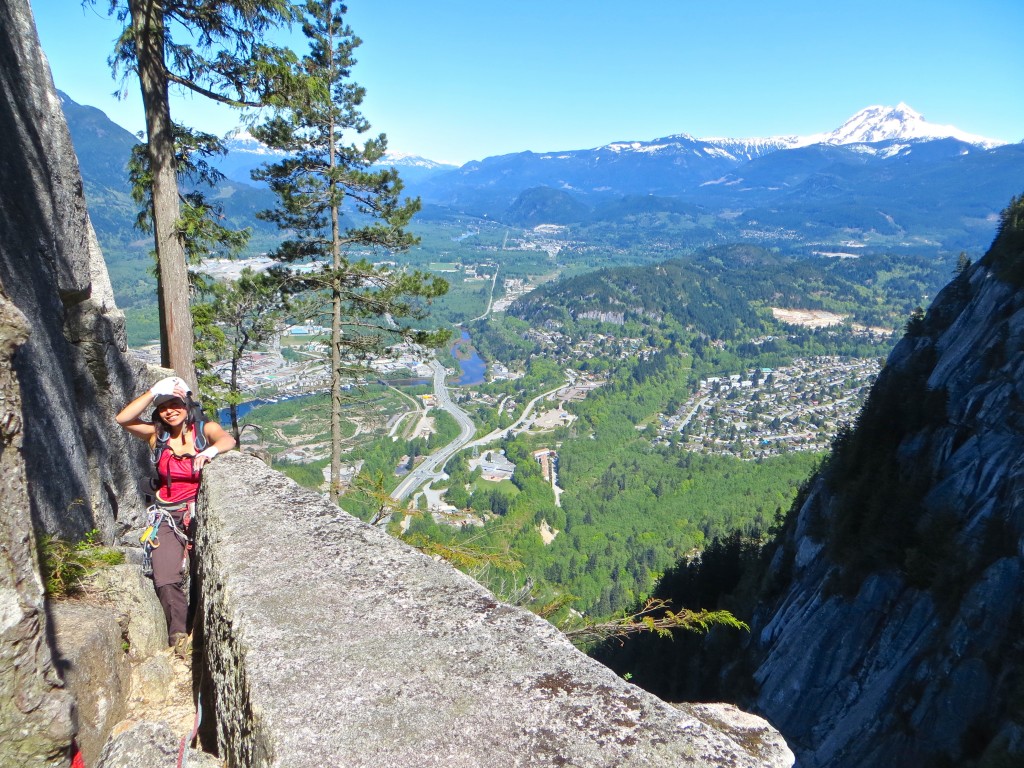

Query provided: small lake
[452,330,485,386]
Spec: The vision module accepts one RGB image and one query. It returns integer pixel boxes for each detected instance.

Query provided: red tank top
[155,425,203,504]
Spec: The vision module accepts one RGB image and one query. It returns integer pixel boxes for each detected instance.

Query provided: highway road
[390,362,573,502]
[390,359,477,501]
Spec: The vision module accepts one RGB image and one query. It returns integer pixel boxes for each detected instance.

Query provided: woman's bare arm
[193,420,237,470]
[115,389,159,442]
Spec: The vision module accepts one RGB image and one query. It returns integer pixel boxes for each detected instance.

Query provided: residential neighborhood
[523,327,658,365]
[655,356,882,459]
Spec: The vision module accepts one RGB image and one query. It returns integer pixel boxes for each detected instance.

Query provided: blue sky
[32,0,1023,165]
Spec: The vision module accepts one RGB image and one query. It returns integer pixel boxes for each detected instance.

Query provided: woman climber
[116,375,235,654]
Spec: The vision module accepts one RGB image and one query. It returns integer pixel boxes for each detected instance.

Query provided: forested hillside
[508,244,950,334]
[398,350,821,617]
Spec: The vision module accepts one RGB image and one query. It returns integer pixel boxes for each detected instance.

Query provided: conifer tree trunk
[329,108,343,504]
[230,354,242,441]
[128,0,196,389]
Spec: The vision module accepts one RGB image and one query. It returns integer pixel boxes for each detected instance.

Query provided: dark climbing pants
[151,507,196,644]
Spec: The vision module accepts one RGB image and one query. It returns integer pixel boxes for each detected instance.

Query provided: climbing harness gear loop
[140,501,195,579]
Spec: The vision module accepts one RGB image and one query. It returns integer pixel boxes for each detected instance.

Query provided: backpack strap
[190,398,209,453]
[150,423,171,495]
[152,423,170,465]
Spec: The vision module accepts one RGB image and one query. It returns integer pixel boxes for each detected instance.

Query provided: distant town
[656,356,882,459]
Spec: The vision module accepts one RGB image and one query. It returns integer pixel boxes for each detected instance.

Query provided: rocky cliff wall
[0,0,148,542]
[743,213,1024,766]
[0,1,152,763]
[0,296,76,767]
[195,453,793,768]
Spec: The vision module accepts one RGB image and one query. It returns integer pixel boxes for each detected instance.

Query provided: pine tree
[106,0,296,387]
[191,268,286,441]
[252,0,448,503]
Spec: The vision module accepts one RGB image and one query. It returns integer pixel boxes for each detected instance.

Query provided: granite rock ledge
[195,453,793,768]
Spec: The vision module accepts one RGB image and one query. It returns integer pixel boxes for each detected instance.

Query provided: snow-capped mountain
[689,136,797,162]
[375,151,458,172]
[702,103,1005,157]
[590,133,790,163]
[584,104,1006,167]
[795,103,1005,148]
[223,129,283,156]
[415,102,1023,255]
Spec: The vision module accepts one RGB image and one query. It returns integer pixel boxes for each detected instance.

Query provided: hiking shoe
[170,633,190,660]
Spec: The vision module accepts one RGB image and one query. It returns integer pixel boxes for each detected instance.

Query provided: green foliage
[818,344,949,592]
[467,316,538,368]
[106,0,298,110]
[192,268,287,437]
[988,194,1024,286]
[39,530,125,599]
[128,124,252,264]
[423,350,819,620]
[124,305,161,346]
[591,529,771,701]
[401,531,523,574]
[504,244,954,342]
[278,458,328,489]
[904,305,927,336]
[561,598,748,649]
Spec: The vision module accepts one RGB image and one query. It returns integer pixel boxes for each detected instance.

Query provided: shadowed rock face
[745,226,1024,766]
[0,0,152,762]
[0,0,147,542]
[0,296,75,767]
[194,454,793,768]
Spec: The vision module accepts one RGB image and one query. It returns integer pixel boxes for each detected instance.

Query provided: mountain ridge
[61,88,1023,268]
[218,130,458,186]
[701,103,1005,154]
[413,106,1021,254]
[63,92,1004,175]
[524,103,1007,168]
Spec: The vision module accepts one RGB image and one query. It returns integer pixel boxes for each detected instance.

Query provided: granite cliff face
[0,0,148,543]
[743,204,1024,766]
[0,296,76,767]
[0,0,152,763]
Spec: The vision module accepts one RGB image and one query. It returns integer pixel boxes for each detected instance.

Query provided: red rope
[176,700,203,768]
